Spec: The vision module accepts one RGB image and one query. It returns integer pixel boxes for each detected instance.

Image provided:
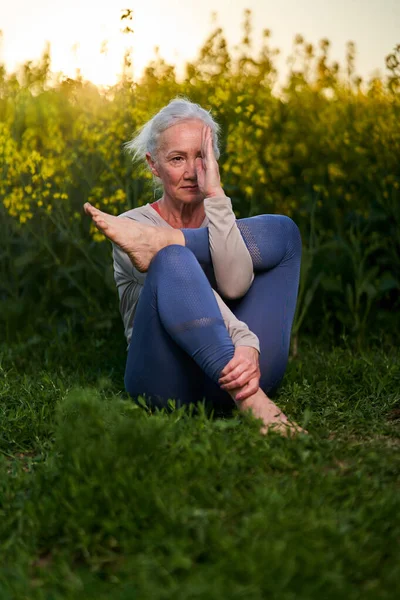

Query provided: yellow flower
[115,189,127,201]
[90,222,106,242]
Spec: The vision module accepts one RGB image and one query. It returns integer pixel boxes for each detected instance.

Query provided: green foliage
[0,335,400,598]
[0,11,399,346]
[1,14,399,596]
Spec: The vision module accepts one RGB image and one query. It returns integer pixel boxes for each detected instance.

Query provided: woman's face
[146,119,206,205]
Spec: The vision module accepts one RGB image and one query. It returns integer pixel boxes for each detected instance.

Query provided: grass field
[1,332,399,599]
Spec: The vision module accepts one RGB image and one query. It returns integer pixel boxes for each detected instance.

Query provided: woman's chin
[179,190,204,203]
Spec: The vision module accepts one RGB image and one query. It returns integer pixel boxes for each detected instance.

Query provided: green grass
[0,333,399,599]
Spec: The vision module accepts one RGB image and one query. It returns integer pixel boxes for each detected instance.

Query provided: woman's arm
[113,242,145,348]
[205,195,254,300]
[212,289,260,353]
[195,125,254,300]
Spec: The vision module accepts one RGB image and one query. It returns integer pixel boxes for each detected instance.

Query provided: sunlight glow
[1,1,211,86]
[0,0,399,86]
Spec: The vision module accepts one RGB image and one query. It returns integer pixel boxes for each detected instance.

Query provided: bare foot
[230,388,307,437]
[84,203,184,272]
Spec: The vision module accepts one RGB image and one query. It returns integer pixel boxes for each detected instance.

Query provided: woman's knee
[261,214,302,261]
[235,213,302,271]
[239,214,301,248]
[280,215,301,252]
[258,214,301,245]
[148,244,198,281]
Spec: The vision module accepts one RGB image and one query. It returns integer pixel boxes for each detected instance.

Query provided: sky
[0,0,399,86]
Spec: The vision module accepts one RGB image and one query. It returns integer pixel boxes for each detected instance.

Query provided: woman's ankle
[157,228,185,251]
[230,387,269,410]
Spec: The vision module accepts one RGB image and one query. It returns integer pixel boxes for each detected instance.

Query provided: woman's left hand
[218,346,261,401]
[195,126,225,199]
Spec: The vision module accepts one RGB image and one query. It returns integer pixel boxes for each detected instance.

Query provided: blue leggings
[124,214,302,411]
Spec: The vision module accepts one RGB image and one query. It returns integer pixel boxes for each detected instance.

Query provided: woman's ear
[146,153,160,178]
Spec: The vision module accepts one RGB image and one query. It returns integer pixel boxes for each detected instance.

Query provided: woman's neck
[155,196,205,229]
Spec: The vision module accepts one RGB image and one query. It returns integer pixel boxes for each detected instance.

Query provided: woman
[84,98,304,435]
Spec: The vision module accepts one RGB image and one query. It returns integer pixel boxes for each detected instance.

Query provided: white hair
[124,97,221,165]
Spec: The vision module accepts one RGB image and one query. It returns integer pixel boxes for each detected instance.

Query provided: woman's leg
[233,215,302,392]
[84,204,303,433]
[183,215,302,403]
[124,244,235,409]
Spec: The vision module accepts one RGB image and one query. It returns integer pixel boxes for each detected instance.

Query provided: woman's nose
[184,160,197,179]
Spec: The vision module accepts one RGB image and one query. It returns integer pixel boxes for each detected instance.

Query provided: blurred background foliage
[0,10,399,351]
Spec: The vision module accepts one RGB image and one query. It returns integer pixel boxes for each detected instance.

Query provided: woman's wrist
[205,187,226,199]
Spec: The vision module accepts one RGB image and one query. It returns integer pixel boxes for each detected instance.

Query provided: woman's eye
[171,156,183,163]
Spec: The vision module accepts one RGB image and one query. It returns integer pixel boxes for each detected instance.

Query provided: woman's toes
[84,203,105,221]
[84,202,96,216]
[93,216,110,232]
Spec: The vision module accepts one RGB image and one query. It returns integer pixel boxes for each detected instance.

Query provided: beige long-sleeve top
[112,195,260,353]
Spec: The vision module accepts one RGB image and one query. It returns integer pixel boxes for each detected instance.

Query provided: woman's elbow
[218,272,255,300]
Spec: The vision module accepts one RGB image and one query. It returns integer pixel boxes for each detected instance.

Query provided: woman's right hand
[218,345,261,401]
[195,126,225,199]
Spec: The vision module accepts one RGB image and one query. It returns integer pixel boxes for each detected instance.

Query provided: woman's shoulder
[118,203,168,227]
[119,203,153,222]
